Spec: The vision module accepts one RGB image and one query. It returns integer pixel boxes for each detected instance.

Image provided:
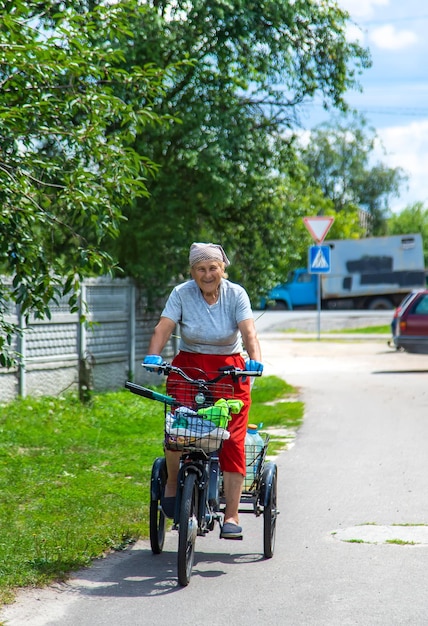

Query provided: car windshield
[398,289,424,313]
[413,294,428,315]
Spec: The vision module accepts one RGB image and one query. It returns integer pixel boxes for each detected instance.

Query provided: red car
[393,289,428,353]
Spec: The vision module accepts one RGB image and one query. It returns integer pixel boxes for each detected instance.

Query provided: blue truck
[261,234,426,311]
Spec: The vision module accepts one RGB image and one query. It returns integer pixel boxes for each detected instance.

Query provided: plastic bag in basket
[165,410,230,452]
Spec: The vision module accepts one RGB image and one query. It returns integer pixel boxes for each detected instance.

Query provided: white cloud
[345,23,365,44]
[370,24,419,50]
[339,0,389,19]
[376,120,428,210]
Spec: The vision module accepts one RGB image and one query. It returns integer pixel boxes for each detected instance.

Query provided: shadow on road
[372,369,428,374]
[66,542,265,598]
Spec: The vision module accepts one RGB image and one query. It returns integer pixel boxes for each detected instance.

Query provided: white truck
[263,234,426,310]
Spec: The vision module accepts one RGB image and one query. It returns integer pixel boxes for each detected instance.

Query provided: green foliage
[0,375,300,602]
[387,202,428,267]
[1,0,376,361]
[0,0,179,364]
[300,114,407,236]
[106,0,371,305]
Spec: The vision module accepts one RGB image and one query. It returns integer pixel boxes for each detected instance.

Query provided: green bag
[197,398,244,428]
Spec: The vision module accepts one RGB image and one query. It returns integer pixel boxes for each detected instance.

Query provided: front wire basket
[164,377,234,453]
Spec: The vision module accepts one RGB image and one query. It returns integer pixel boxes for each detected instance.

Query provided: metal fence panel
[0,277,171,402]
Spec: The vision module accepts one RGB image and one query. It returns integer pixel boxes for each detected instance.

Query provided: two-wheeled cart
[125,363,278,586]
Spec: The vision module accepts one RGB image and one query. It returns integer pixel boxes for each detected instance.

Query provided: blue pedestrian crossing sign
[308,245,331,273]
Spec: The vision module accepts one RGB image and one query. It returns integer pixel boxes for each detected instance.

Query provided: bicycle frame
[174,450,221,534]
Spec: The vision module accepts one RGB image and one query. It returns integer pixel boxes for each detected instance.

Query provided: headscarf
[189,242,230,267]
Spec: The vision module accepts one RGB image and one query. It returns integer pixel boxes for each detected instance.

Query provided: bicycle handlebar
[142,362,262,383]
[126,363,261,406]
[124,381,177,405]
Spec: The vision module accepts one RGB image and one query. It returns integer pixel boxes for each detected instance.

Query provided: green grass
[282,325,391,335]
[329,325,391,334]
[251,377,304,456]
[251,376,296,403]
[0,375,301,604]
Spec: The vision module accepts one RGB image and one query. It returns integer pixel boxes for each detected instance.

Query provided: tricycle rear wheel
[149,457,167,554]
[263,463,278,558]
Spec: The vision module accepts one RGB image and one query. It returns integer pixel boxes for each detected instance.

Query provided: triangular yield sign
[303,216,334,243]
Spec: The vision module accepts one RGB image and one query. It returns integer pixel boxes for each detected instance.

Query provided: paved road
[2,321,428,625]
[252,309,393,334]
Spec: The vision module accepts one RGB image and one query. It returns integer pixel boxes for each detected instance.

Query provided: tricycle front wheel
[177,472,198,586]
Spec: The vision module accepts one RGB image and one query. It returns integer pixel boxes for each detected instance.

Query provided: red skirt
[167,351,251,476]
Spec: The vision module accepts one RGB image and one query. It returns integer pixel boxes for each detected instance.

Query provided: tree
[387,202,428,267]
[0,0,177,365]
[300,114,407,235]
[107,0,371,304]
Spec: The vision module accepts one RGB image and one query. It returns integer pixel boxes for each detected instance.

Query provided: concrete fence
[0,277,175,403]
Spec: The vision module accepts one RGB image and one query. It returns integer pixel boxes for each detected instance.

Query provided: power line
[357,107,428,117]
[356,15,428,26]
[364,112,428,118]
[305,102,428,118]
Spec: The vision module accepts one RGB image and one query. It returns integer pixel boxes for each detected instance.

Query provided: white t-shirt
[161,279,253,354]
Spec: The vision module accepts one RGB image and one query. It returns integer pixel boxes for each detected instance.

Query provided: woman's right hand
[143,354,163,373]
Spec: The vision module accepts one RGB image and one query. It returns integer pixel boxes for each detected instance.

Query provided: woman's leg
[222,471,244,525]
[164,448,181,497]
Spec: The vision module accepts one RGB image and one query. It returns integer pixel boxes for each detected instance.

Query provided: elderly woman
[143,242,263,539]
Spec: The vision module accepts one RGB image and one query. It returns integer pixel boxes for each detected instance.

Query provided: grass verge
[282,325,391,335]
[328,325,391,334]
[0,375,302,604]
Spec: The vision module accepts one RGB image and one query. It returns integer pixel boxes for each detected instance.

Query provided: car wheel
[267,300,289,311]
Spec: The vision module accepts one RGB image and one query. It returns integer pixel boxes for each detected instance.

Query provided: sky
[303,0,428,213]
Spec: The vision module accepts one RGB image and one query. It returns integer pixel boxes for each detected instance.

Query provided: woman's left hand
[245,359,264,373]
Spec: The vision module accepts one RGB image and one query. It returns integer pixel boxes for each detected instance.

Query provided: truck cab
[262,269,317,310]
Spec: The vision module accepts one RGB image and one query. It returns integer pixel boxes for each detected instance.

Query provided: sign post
[303,217,334,339]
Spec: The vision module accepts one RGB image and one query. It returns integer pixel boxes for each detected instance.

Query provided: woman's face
[191,260,224,293]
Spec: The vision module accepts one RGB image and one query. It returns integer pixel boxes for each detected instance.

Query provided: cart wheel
[263,463,278,559]
[149,457,167,554]
[177,472,198,587]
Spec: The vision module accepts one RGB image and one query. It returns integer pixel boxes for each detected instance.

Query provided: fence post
[77,283,92,402]
[17,305,26,398]
[128,282,136,381]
